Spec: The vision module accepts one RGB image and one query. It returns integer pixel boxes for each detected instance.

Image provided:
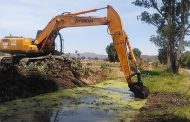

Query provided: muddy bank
[134,92,190,122]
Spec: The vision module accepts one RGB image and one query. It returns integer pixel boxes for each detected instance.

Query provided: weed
[83,67,91,78]
[100,63,110,70]
[70,57,83,78]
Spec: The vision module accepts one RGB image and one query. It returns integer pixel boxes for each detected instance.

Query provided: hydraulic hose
[58,33,64,53]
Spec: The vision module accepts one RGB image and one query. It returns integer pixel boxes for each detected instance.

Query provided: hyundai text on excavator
[0,5,149,98]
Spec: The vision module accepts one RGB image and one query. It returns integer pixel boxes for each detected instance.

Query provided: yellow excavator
[0,5,149,98]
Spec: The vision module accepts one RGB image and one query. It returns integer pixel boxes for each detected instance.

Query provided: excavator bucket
[129,82,149,99]
[129,73,149,98]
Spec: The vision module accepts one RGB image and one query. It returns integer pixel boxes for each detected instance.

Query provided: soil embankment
[0,56,106,102]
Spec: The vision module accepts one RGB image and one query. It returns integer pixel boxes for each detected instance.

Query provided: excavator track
[0,56,12,64]
[0,54,71,71]
[19,55,72,68]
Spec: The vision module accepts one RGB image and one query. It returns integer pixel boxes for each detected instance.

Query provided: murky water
[51,106,115,122]
[0,86,135,122]
[102,87,134,99]
[80,97,102,104]
[2,106,116,122]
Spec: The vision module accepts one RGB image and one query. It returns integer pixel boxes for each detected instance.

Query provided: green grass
[142,68,190,96]
[82,60,120,68]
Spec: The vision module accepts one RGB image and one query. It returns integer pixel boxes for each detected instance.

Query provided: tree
[150,35,167,64]
[132,0,190,73]
[106,43,119,62]
[133,48,142,58]
[128,48,142,59]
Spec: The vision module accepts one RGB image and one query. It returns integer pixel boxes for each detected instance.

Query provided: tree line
[132,0,190,73]
[106,43,141,62]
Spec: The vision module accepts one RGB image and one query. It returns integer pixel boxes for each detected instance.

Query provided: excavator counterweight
[0,5,149,99]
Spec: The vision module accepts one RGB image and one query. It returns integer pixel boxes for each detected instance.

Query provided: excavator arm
[34,5,148,98]
[33,5,149,98]
[107,6,148,98]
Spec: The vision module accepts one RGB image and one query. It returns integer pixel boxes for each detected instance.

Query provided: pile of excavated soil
[134,92,190,122]
[0,56,104,102]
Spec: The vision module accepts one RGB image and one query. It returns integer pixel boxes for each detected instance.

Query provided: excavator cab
[36,30,43,38]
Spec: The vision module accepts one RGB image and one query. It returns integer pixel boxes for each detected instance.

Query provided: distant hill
[69,52,108,59]
[69,52,157,61]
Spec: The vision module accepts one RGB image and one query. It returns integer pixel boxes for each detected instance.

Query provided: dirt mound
[134,92,190,122]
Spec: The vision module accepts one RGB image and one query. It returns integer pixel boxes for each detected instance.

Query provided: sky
[0,0,159,55]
